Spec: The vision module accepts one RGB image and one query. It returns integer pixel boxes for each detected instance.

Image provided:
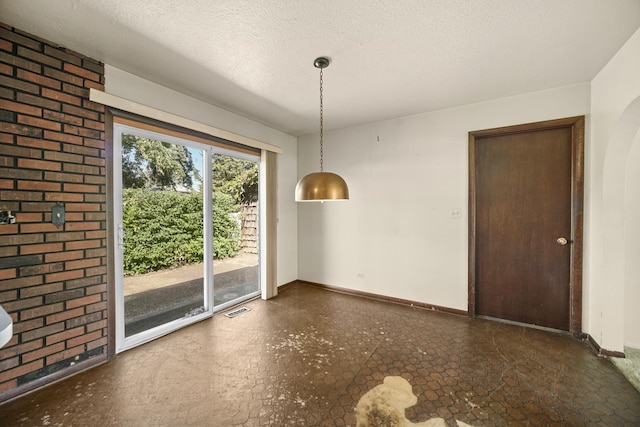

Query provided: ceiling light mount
[295,57,350,202]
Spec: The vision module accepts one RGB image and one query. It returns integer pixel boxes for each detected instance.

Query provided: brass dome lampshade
[295,57,349,202]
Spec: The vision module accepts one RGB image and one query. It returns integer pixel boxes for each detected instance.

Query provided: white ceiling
[2,0,640,136]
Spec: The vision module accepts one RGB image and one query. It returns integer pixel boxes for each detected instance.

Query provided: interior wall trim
[89,89,283,154]
[586,334,626,358]
[297,281,468,317]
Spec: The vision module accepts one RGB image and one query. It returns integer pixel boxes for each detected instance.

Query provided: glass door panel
[114,124,212,351]
[212,151,260,309]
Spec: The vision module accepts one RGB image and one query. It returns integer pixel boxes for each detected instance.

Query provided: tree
[122,134,198,190]
[212,154,258,204]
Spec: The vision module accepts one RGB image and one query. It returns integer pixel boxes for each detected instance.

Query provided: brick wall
[0,23,107,400]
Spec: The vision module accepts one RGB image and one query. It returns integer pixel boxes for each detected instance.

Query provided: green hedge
[122,189,240,275]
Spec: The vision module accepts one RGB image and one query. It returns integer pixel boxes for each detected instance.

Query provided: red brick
[43,110,83,126]
[64,222,100,233]
[65,275,102,290]
[16,158,61,171]
[11,318,43,334]
[43,46,82,66]
[21,342,65,364]
[66,294,102,311]
[0,268,16,280]
[0,122,42,137]
[0,356,19,371]
[46,345,84,365]
[0,339,41,360]
[0,99,42,116]
[62,83,89,98]
[83,80,104,91]
[14,212,42,222]
[63,142,99,157]
[84,194,106,204]
[0,275,42,292]
[43,151,83,164]
[0,62,11,75]
[85,301,107,314]
[85,266,106,277]
[19,201,54,212]
[63,63,99,82]
[63,183,99,194]
[0,289,17,303]
[67,330,102,348]
[65,258,101,271]
[45,231,84,242]
[20,302,63,321]
[0,143,42,158]
[86,319,107,333]
[2,296,42,313]
[45,269,84,284]
[0,247,17,257]
[61,104,98,120]
[86,337,107,351]
[20,242,63,255]
[0,178,13,189]
[17,92,60,111]
[16,68,61,90]
[84,155,105,167]
[83,138,105,149]
[44,192,84,202]
[82,99,104,113]
[64,203,101,212]
[19,262,63,277]
[44,250,83,263]
[0,379,18,394]
[43,130,83,145]
[0,359,42,383]
[17,180,61,192]
[45,327,83,345]
[20,223,59,233]
[84,247,106,258]
[44,67,83,86]
[0,224,19,235]
[21,322,65,342]
[63,124,100,139]
[46,307,84,325]
[17,115,61,131]
[43,171,83,183]
[16,46,61,69]
[0,132,14,143]
[84,211,106,221]
[0,37,11,51]
[86,284,107,296]
[0,190,43,201]
[0,27,39,48]
[58,212,83,221]
[63,163,100,175]
[65,240,102,251]
[17,136,60,151]
[41,88,81,106]
[82,119,105,131]
[0,75,39,94]
[20,283,64,298]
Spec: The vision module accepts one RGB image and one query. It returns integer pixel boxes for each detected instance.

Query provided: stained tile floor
[1,284,639,426]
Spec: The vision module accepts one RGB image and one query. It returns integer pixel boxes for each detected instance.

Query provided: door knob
[556,237,568,246]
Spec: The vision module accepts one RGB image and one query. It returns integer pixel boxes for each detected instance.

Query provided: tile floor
[1,283,639,426]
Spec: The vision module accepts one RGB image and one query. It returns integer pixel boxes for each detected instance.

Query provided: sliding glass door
[114,123,261,352]
[212,151,260,310]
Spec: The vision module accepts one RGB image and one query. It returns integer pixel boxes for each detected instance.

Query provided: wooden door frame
[468,116,585,337]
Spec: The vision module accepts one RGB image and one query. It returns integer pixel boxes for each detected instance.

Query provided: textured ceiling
[2,0,640,136]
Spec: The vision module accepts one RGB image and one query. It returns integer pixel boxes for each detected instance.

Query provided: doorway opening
[113,121,261,352]
[468,117,584,337]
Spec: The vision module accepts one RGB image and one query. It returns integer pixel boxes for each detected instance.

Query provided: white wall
[589,27,640,352]
[625,132,640,348]
[105,66,298,286]
[298,84,590,311]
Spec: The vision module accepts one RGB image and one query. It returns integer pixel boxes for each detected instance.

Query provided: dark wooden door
[470,118,583,332]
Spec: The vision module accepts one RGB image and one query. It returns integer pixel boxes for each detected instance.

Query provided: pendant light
[295,57,350,202]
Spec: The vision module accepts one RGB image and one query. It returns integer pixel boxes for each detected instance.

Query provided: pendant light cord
[319,67,324,172]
